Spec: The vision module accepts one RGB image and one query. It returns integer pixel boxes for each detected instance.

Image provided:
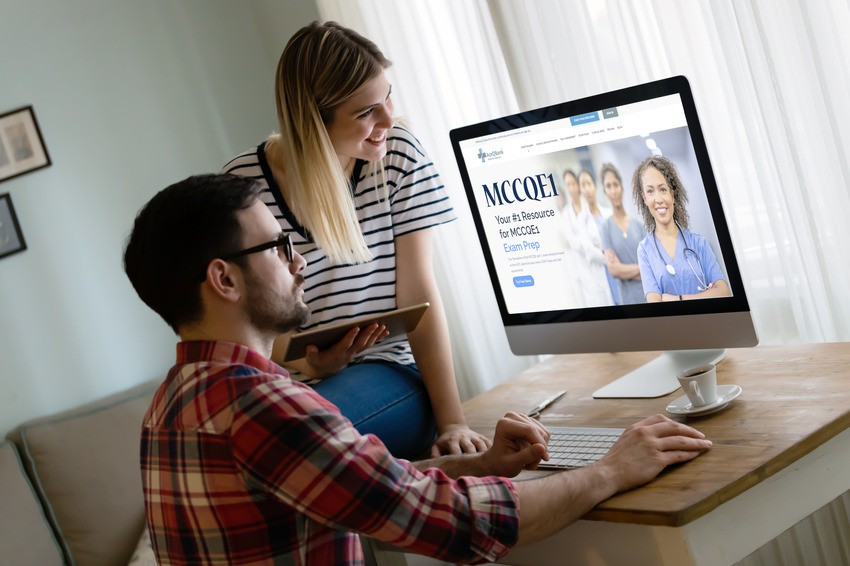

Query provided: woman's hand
[304,323,388,379]
[430,424,493,456]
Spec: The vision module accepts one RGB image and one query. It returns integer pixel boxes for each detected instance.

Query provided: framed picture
[0,105,51,184]
[0,193,27,260]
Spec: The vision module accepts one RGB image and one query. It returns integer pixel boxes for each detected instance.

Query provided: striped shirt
[141,341,520,565]
[222,126,456,371]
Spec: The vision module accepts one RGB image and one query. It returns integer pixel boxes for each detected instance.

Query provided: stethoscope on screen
[652,221,709,291]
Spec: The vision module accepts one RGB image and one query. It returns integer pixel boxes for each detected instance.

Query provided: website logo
[478,147,504,163]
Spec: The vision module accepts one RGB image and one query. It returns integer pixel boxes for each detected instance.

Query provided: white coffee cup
[677,364,718,408]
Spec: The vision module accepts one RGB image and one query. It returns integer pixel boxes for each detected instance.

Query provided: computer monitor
[449,76,758,398]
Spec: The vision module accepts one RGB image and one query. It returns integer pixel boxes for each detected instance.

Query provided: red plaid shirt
[141,341,519,565]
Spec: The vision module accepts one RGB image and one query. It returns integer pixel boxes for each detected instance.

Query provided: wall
[0,0,320,435]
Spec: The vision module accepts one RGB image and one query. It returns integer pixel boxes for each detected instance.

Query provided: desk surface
[462,343,850,527]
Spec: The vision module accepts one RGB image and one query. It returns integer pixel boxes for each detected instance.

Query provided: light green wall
[0,0,320,435]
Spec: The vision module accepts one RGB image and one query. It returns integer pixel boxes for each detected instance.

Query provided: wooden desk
[462,343,850,565]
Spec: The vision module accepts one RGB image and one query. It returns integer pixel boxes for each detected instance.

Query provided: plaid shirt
[142,341,519,565]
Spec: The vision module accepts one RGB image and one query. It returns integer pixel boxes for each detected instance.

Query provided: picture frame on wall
[0,193,27,260]
[0,105,51,184]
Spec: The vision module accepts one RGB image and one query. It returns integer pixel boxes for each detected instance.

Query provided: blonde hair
[271,21,391,265]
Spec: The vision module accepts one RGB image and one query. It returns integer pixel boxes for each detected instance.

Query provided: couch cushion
[127,527,157,566]
[7,379,160,566]
[0,441,64,564]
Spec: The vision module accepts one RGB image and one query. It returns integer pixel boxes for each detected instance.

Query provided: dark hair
[631,155,690,232]
[123,174,263,332]
[578,168,596,185]
[599,162,622,186]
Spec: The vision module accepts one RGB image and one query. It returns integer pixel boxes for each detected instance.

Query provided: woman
[560,168,612,307]
[557,170,588,306]
[598,163,646,304]
[631,155,730,302]
[578,169,619,304]
[222,21,489,459]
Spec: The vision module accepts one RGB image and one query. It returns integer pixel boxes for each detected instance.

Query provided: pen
[526,390,567,419]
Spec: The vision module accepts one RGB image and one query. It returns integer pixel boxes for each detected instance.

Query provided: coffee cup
[677,364,718,408]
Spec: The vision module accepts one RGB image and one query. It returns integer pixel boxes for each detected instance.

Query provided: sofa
[1,378,160,566]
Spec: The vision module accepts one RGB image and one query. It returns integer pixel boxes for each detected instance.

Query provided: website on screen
[459,95,731,314]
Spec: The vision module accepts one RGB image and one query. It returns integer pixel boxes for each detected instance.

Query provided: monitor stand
[592,349,726,399]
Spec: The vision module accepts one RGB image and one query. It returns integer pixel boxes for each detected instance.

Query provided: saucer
[666,384,743,417]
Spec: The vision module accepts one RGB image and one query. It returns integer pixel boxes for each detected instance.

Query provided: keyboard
[538,427,625,470]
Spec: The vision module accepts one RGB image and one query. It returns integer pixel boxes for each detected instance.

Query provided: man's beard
[243,269,309,334]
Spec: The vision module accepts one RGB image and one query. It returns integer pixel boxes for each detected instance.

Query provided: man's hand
[303,323,388,379]
[415,414,549,479]
[430,424,492,456]
[477,412,551,477]
[594,414,712,492]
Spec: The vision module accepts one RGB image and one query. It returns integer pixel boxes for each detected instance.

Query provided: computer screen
[449,76,758,398]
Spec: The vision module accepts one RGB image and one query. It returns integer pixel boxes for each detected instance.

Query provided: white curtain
[485,0,850,344]
[316,0,850,395]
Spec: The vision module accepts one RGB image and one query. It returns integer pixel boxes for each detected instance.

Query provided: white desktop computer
[449,76,757,398]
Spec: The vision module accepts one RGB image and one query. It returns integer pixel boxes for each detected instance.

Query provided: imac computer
[449,76,758,398]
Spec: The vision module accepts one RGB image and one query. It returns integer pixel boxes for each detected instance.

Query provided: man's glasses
[221,232,293,263]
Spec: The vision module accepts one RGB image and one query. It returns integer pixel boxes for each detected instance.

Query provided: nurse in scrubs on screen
[631,155,731,302]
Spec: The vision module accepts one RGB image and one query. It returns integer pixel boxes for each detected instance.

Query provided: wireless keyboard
[538,426,625,470]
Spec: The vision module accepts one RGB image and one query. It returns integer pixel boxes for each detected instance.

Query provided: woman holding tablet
[222,21,488,459]
[632,155,730,302]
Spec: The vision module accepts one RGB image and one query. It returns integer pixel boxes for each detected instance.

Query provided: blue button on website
[570,112,600,126]
[513,275,535,287]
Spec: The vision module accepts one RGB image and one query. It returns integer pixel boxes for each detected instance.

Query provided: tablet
[281,302,430,362]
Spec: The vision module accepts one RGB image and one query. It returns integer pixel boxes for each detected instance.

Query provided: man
[124,173,711,565]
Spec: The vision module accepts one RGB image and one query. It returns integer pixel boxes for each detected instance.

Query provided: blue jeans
[312,362,436,460]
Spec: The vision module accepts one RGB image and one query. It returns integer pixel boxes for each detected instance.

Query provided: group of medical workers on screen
[555,141,731,308]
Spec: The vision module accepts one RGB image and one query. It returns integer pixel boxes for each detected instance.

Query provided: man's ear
[203,259,243,303]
